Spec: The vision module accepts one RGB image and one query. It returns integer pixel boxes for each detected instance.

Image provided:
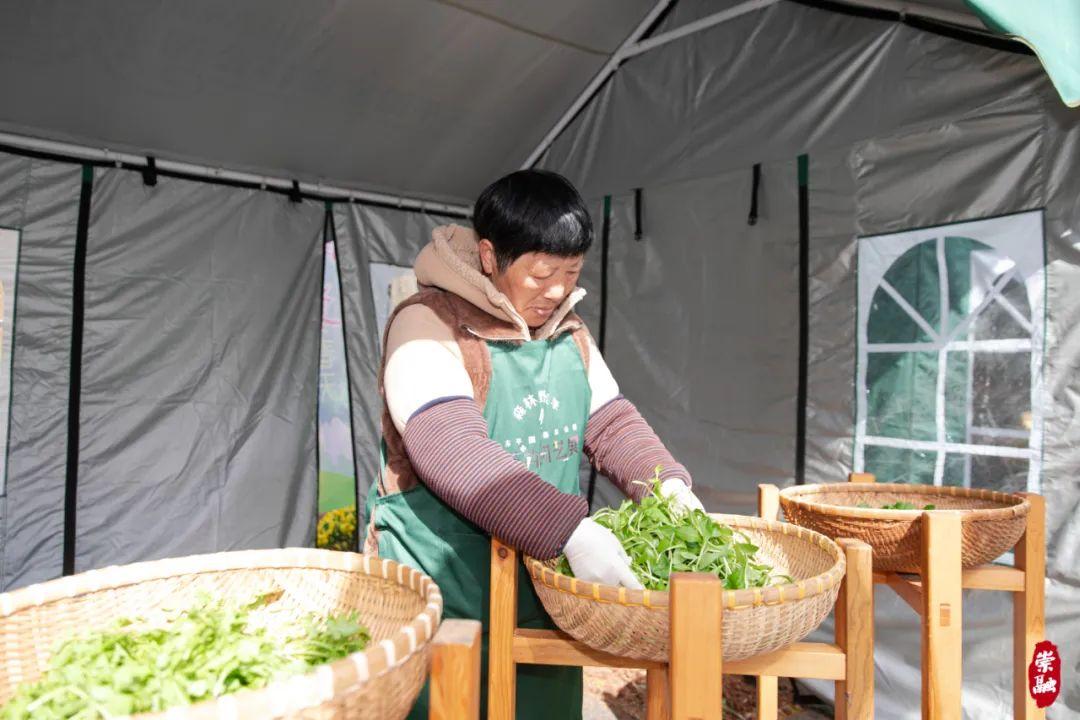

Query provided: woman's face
[479,240,584,328]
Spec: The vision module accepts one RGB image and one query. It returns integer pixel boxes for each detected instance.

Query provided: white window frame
[854,211,1046,493]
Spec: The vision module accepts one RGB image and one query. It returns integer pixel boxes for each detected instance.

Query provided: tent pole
[520,0,676,170]
[621,0,779,61]
[0,131,472,217]
[523,0,988,169]
[522,0,790,169]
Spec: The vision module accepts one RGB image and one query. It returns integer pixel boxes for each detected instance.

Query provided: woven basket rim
[0,548,443,718]
[525,514,845,611]
[778,482,1030,522]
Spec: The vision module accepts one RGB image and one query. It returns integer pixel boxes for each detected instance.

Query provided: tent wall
[0,153,333,591]
[587,165,801,512]
[541,2,1047,200]
[75,169,324,572]
[539,3,1080,716]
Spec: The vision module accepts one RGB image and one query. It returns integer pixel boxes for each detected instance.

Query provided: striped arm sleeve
[584,396,692,501]
[401,397,588,559]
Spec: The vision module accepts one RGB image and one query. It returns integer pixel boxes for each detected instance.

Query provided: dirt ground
[582,668,834,719]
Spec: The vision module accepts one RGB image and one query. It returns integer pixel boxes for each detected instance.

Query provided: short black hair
[473,170,593,270]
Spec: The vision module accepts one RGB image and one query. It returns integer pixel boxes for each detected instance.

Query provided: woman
[364,169,701,718]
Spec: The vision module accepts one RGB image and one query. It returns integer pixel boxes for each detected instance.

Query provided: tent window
[855,212,1045,493]
[316,241,356,549]
[0,227,20,496]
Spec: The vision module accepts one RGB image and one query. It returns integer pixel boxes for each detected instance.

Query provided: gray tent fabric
[72,169,324,574]
[0,158,326,591]
[0,0,655,204]
[586,164,801,514]
[332,203,458,499]
[539,3,1080,717]
[0,154,80,591]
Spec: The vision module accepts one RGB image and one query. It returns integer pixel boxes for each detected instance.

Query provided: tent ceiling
[0,0,654,204]
[0,0,987,205]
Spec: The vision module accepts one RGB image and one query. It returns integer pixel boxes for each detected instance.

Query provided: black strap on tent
[787,0,1033,57]
[598,195,612,354]
[63,165,92,576]
[748,163,762,226]
[586,195,612,510]
[795,155,809,485]
[141,156,158,187]
[633,188,644,241]
[289,180,302,204]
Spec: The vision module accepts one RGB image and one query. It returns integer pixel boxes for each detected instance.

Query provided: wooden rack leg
[670,572,723,720]
[1014,493,1046,720]
[431,619,483,720]
[835,539,874,720]
[758,483,780,521]
[646,668,671,720]
[756,484,781,719]
[921,512,962,720]
[757,675,779,720]
[489,538,517,720]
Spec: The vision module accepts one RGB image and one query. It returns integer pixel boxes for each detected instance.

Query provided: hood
[413,224,586,340]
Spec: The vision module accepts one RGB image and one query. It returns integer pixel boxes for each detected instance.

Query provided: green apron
[368,333,589,719]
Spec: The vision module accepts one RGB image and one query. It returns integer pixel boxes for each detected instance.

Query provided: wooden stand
[430,619,484,720]
[487,492,874,720]
[847,472,1047,720]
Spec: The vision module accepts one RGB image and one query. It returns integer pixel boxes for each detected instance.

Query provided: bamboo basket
[779,483,1030,572]
[525,515,844,662]
[0,549,442,720]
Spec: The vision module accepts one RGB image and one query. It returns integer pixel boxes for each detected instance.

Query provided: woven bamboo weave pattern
[0,549,442,720]
[525,515,844,662]
[779,483,1029,572]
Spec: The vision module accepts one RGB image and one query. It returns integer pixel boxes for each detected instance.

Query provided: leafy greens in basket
[557,469,791,591]
[0,593,370,720]
[857,501,937,510]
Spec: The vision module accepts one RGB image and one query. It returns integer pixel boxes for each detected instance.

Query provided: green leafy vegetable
[878,501,936,510]
[0,593,370,720]
[558,468,791,591]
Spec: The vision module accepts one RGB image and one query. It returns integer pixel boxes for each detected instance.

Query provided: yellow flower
[316,505,358,551]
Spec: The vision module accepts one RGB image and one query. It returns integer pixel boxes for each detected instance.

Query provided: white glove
[563,517,644,589]
[659,477,705,514]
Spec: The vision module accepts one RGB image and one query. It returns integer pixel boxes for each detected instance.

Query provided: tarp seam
[430,0,609,56]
